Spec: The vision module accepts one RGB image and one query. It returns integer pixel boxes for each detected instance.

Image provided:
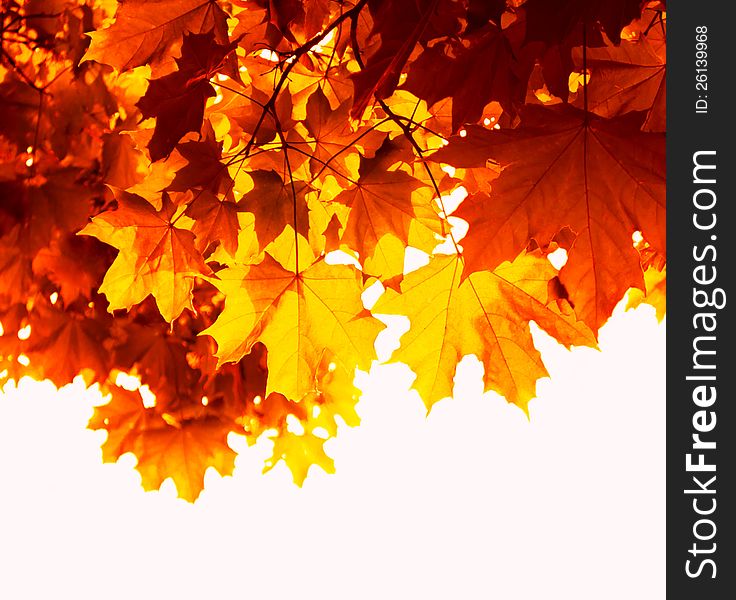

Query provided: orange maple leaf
[80,191,210,322]
[435,105,665,332]
[83,0,230,74]
[89,386,237,502]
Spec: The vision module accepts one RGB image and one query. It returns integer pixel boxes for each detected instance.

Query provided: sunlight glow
[433,217,468,253]
[259,49,280,62]
[403,247,430,274]
[437,185,468,216]
[312,426,329,439]
[325,249,361,268]
[547,248,569,270]
[139,385,156,408]
[310,29,336,54]
[569,70,591,93]
[0,303,665,600]
[361,280,384,310]
[115,371,141,390]
[285,414,305,435]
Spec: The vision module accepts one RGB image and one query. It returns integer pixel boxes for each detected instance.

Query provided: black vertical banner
[668,2,735,596]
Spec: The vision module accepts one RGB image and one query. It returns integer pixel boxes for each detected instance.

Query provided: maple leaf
[101,132,148,189]
[264,430,335,485]
[524,0,643,46]
[247,0,307,42]
[535,22,605,102]
[0,169,98,255]
[362,234,406,287]
[219,85,281,147]
[373,252,596,410]
[32,235,111,305]
[185,190,242,256]
[350,0,461,119]
[124,152,189,208]
[0,0,667,496]
[572,35,666,131]
[79,191,211,322]
[0,79,41,155]
[48,66,119,158]
[169,120,234,194]
[0,235,34,310]
[202,255,384,400]
[113,321,201,400]
[0,64,115,161]
[299,0,334,38]
[626,247,665,320]
[402,23,521,131]
[467,0,507,30]
[136,31,239,161]
[83,0,230,74]
[200,342,270,421]
[1,170,99,310]
[237,0,335,44]
[238,170,310,250]
[247,391,308,433]
[286,59,356,116]
[305,353,361,436]
[27,303,112,387]
[627,264,666,320]
[321,213,344,254]
[0,304,40,385]
[303,86,384,182]
[433,105,665,332]
[331,139,442,262]
[89,386,237,502]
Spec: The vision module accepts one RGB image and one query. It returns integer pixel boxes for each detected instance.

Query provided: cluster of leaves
[0,0,666,500]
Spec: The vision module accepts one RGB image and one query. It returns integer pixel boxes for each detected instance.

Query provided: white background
[0,302,665,600]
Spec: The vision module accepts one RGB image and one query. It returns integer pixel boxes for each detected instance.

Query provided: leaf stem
[175,0,369,222]
[582,22,588,117]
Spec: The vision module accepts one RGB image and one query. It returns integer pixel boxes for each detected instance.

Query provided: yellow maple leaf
[202,254,384,400]
[264,430,335,486]
[373,252,597,411]
[627,265,666,321]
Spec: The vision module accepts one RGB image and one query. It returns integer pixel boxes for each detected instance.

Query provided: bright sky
[0,300,664,600]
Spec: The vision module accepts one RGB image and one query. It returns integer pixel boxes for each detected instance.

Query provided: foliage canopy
[0,0,665,500]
